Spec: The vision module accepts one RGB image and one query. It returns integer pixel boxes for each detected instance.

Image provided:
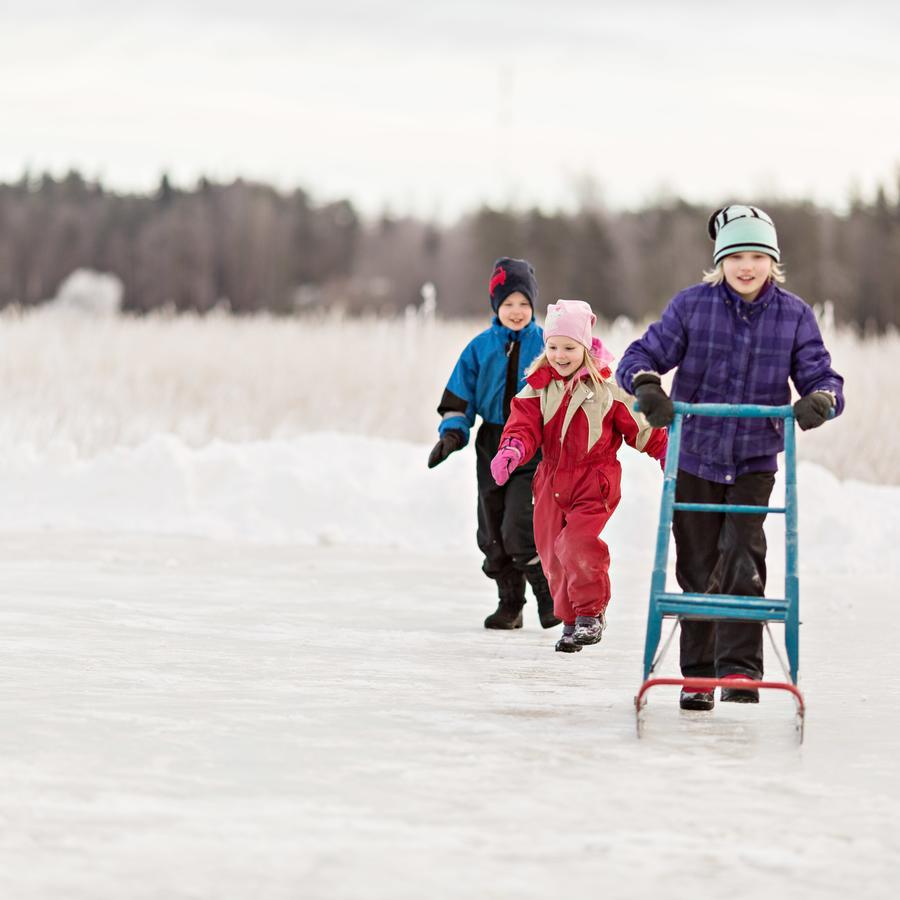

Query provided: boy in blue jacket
[616,205,844,710]
[428,257,560,630]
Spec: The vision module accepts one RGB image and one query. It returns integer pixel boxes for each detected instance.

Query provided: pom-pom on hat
[708,205,780,265]
[489,257,538,312]
[543,299,596,349]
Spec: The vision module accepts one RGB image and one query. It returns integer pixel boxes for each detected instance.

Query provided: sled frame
[634,402,807,741]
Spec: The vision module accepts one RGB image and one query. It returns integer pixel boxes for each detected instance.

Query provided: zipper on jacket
[502,339,521,420]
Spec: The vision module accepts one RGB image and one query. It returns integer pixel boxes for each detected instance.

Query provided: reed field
[0,305,887,483]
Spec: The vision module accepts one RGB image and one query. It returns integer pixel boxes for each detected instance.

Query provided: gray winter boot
[484,572,526,629]
[524,562,561,629]
[572,613,606,645]
[555,623,582,653]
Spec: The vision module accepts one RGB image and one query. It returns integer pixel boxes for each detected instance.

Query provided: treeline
[1,170,898,327]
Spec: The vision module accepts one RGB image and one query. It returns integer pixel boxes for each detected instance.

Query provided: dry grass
[0,306,887,483]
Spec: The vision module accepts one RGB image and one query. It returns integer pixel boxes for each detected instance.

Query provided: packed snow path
[1,533,896,899]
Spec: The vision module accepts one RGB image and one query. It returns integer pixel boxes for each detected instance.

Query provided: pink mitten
[490,438,525,486]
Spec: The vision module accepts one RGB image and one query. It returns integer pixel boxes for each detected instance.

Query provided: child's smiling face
[497,292,533,330]
[546,337,585,378]
[722,252,773,301]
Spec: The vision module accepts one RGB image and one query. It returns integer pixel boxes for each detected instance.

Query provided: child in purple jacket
[616,205,844,711]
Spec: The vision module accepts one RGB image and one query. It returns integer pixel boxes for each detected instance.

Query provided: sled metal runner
[635,402,816,742]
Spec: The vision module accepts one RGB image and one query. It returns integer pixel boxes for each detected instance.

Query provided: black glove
[633,375,674,429]
[427,430,464,468]
[793,391,833,431]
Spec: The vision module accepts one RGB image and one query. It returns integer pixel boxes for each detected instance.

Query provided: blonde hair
[702,258,786,285]
[526,344,605,393]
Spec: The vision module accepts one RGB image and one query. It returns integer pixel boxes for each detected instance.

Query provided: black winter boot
[680,688,715,711]
[524,562,561,629]
[484,572,526,629]
[720,674,760,703]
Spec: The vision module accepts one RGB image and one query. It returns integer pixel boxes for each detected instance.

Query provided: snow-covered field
[0,304,891,482]
[0,307,898,899]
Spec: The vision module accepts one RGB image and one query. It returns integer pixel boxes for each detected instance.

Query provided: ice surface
[0,436,897,899]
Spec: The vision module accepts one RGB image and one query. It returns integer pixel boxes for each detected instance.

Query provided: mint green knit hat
[708,205,780,265]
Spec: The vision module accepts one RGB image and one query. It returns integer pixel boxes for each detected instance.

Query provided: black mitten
[793,392,832,431]
[427,430,464,468]
[633,375,675,428]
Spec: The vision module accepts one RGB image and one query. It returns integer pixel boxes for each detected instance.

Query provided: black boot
[680,689,715,711]
[484,572,526,629]
[720,674,761,703]
[524,562,561,629]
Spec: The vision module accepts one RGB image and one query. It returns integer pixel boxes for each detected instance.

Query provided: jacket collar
[491,317,538,342]
[722,278,775,312]
[526,364,564,390]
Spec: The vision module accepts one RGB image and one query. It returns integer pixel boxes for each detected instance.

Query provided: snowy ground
[1,308,897,897]
[1,437,898,900]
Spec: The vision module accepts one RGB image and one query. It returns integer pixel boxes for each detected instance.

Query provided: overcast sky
[1,1,898,219]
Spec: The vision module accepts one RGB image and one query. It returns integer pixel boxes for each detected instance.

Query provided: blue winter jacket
[616,280,844,483]
[438,318,545,445]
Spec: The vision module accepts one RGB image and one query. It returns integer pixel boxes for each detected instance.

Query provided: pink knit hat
[543,299,596,348]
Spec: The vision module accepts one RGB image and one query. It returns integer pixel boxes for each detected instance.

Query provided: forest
[1,170,898,328]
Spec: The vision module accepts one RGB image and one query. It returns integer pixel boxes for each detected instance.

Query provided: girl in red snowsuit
[490,299,667,652]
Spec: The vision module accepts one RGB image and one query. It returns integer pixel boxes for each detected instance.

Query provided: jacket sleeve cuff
[439,414,470,444]
[632,371,662,390]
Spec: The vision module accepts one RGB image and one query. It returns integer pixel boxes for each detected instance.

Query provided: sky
[1,1,898,220]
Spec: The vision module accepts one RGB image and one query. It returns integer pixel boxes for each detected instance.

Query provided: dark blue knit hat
[489,257,538,312]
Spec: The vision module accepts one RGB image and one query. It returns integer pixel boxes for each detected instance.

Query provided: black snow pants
[673,469,776,679]
[474,423,540,582]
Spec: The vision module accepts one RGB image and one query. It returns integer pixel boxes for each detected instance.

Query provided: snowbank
[2,433,897,578]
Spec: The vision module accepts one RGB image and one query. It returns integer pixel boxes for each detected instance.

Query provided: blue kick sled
[635,402,815,742]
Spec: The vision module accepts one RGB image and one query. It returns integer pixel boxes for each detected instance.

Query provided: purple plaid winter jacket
[616,280,844,484]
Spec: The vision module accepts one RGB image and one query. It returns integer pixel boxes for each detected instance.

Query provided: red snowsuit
[500,342,667,624]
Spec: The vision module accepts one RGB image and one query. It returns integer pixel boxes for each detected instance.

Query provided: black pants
[673,469,776,679]
[474,424,539,581]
